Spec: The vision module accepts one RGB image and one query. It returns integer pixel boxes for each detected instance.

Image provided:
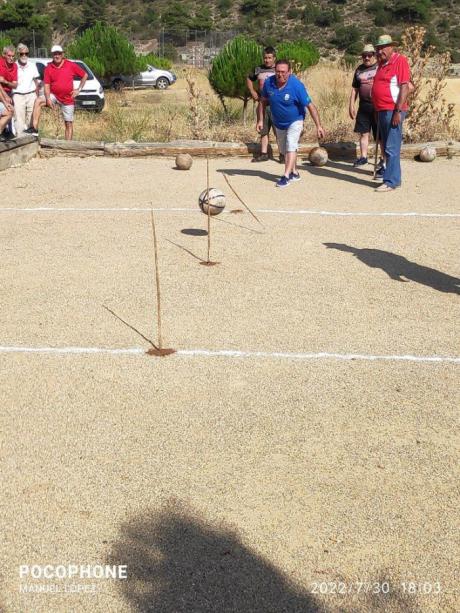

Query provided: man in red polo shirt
[371,34,411,192]
[0,45,18,95]
[26,45,87,140]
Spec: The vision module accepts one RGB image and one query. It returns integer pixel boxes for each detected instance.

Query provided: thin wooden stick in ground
[373,116,381,180]
[147,208,175,356]
[222,173,264,229]
[200,156,219,266]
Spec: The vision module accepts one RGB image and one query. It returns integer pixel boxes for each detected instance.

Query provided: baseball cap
[51,45,64,53]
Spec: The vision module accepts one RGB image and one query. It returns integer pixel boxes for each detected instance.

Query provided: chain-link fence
[152,30,239,67]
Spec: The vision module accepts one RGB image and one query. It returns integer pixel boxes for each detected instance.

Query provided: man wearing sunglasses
[12,44,40,136]
[349,44,381,168]
[26,45,87,140]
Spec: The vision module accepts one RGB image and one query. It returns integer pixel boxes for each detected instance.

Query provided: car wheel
[155,77,169,90]
[113,79,124,91]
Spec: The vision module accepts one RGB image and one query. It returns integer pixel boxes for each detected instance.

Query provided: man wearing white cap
[26,45,87,140]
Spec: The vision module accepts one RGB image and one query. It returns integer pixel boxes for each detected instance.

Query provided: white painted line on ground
[1,207,459,218]
[0,345,459,363]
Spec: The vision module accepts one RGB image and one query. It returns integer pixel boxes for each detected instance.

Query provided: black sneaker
[24,127,39,136]
[376,157,385,171]
[252,153,269,163]
[353,157,368,167]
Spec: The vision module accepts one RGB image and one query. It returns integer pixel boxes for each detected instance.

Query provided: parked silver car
[111,65,176,90]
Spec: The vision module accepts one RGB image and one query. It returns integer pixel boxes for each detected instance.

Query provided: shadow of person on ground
[314,159,376,177]
[302,164,376,187]
[108,502,322,612]
[324,243,460,294]
[108,502,422,613]
[217,168,279,183]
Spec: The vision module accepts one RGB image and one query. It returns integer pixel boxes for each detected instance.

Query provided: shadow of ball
[175,153,193,170]
[198,188,226,216]
[419,146,436,162]
[309,146,328,167]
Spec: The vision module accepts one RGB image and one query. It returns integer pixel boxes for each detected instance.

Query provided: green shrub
[391,0,432,23]
[208,35,261,103]
[276,41,320,72]
[137,53,172,71]
[67,22,138,78]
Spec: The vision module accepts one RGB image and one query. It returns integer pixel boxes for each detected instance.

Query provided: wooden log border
[34,137,460,160]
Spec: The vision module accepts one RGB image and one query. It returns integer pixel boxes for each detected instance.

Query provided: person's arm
[256,97,268,132]
[44,83,54,107]
[73,73,87,98]
[392,56,411,126]
[306,102,325,139]
[0,83,13,110]
[391,83,409,126]
[246,75,259,102]
[349,88,358,119]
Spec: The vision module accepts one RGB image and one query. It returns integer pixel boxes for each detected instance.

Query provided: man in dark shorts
[349,44,380,167]
[247,46,277,162]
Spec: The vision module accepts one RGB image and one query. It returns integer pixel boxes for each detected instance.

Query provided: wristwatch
[394,108,401,112]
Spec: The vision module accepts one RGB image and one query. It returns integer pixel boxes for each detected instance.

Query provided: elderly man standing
[13,44,40,136]
[26,45,87,140]
[0,83,14,141]
[258,59,325,188]
[372,34,411,193]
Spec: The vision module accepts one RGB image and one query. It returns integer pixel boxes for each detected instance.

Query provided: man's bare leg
[359,132,369,159]
[0,113,13,133]
[284,151,297,176]
[64,121,73,140]
[31,97,46,129]
[260,133,269,154]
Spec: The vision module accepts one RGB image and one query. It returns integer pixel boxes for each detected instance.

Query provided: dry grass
[38,61,459,144]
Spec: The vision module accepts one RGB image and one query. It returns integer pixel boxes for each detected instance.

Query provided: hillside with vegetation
[0,0,459,61]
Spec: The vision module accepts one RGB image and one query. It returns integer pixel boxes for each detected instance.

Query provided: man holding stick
[372,34,411,192]
[257,59,325,188]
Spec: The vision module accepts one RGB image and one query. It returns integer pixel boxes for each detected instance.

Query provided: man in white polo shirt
[12,43,40,136]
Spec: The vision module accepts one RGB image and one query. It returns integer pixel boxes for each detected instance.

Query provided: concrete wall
[0,136,39,172]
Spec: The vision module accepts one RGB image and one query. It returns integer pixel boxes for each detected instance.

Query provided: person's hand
[251,92,259,102]
[349,106,356,120]
[46,98,54,109]
[391,110,401,127]
[71,89,80,99]
[5,102,13,112]
[317,126,325,140]
[256,120,263,133]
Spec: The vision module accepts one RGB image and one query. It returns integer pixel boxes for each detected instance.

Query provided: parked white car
[29,58,105,112]
[111,65,177,90]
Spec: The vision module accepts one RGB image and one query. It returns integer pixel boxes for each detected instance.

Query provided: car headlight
[99,86,103,94]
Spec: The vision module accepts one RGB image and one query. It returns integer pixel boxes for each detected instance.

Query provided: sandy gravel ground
[0,155,459,613]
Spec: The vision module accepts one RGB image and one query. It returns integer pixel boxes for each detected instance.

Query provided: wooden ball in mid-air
[198,188,226,216]
[175,153,193,170]
[309,146,328,166]
[419,146,436,162]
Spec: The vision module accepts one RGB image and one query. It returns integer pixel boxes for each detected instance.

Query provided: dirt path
[0,156,459,612]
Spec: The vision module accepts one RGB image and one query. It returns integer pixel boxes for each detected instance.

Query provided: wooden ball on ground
[198,188,226,216]
[309,146,328,166]
[175,153,193,170]
[419,146,436,162]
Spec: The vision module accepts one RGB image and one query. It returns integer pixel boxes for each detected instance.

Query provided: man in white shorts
[26,45,87,140]
[13,43,40,136]
[258,59,325,187]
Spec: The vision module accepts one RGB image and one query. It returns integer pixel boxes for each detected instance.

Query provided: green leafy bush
[208,35,261,103]
[276,41,320,72]
[136,53,172,71]
[67,22,138,78]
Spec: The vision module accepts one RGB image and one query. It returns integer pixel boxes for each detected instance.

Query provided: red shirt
[0,57,18,93]
[372,52,411,111]
[44,59,85,105]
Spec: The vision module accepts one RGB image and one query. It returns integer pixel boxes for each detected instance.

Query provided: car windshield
[74,61,94,79]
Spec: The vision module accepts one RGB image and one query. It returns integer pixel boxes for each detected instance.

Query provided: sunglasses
[19,52,29,56]
[362,53,375,58]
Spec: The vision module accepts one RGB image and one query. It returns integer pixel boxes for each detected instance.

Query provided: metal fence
[155,29,239,67]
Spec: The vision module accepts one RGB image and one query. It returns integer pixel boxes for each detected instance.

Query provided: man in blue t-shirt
[258,59,325,187]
